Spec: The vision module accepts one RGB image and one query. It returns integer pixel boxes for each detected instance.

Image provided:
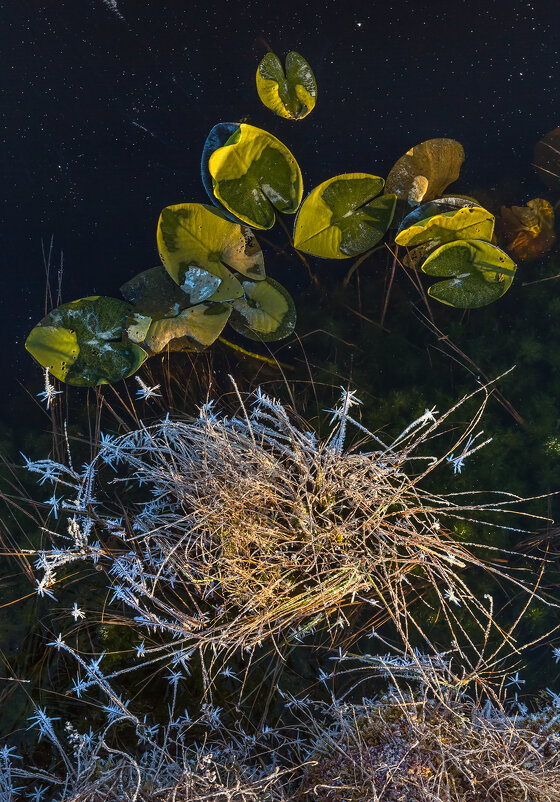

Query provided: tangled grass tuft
[11,378,560,801]
[29,378,548,662]
[301,655,560,801]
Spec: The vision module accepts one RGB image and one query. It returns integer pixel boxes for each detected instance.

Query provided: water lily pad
[293,174,396,259]
[397,197,483,235]
[421,240,517,308]
[26,296,147,386]
[201,122,240,204]
[402,241,440,270]
[385,139,465,204]
[396,202,495,248]
[205,123,303,229]
[120,265,194,318]
[256,51,317,120]
[229,277,296,341]
[500,198,556,262]
[143,303,232,354]
[157,203,266,303]
[126,312,152,344]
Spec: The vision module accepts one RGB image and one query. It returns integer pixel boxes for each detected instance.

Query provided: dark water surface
[2,0,560,742]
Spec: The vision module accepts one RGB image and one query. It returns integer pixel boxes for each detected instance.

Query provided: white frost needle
[36,368,62,410]
[135,376,161,400]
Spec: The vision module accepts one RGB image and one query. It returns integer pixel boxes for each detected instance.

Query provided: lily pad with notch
[157,203,266,303]
[396,199,495,248]
[204,123,303,229]
[256,51,317,120]
[293,173,396,259]
[421,239,517,308]
[120,265,196,318]
[229,277,296,341]
[142,302,232,354]
[385,139,465,204]
[201,122,240,205]
[25,296,147,386]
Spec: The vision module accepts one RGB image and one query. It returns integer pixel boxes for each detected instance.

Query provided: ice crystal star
[505,671,525,689]
[26,785,49,802]
[135,376,161,400]
[27,707,60,742]
[70,603,86,621]
[47,633,66,651]
[444,587,462,607]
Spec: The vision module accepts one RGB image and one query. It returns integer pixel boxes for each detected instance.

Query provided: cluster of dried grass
[9,379,560,801]
[302,658,560,802]
[88,379,544,662]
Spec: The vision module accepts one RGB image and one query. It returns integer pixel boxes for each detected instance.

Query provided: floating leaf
[121,265,194,318]
[385,139,465,204]
[396,201,494,248]
[396,197,484,237]
[293,174,396,259]
[26,296,147,386]
[126,312,152,344]
[25,326,79,382]
[421,240,516,308]
[500,198,556,262]
[143,303,232,354]
[534,127,560,189]
[402,241,440,270]
[157,203,266,304]
[229,277,296,341]
[205,123,303,229]
[201,122,240,204]
[256,51,317,120]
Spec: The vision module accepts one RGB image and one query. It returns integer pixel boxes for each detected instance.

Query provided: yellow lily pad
[396,204,495,248]
[144,303,232,354]
[293,174,396,259]
[26,296,147,386]
[256,51,317,120]
[386,139,465,204]
[207,124,303,229]
[229,277,296,341]
[157,203,266,304]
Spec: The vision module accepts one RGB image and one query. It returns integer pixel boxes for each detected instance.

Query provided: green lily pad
[126,312,152,344]
[229,277,296,341]
[395,203,495,248]
[143,303,232,354]
[385,139,465,204]
[25,296,147,386]
[421,240,517,308]
[201,123,240,205]
[293,174,396,259]
[157,203,266,303]
[256,51,317,120]
[207,123,303,229]
[120,265,194,318]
